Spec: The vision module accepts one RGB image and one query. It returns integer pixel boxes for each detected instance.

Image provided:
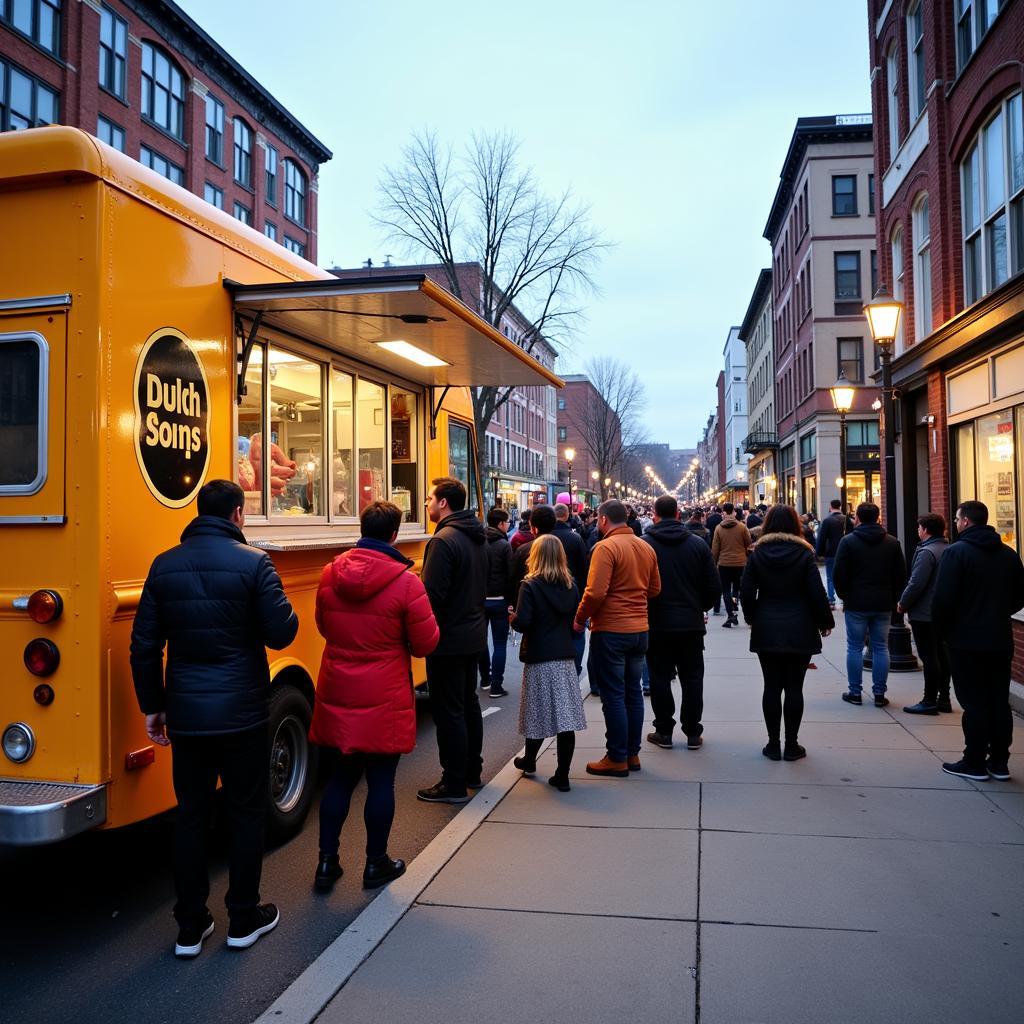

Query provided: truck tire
[266,683,318,842]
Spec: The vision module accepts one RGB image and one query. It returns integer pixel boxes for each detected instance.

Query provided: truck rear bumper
[0,779,107,845]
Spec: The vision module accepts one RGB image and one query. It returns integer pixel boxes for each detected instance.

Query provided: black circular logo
[133,329,211,508]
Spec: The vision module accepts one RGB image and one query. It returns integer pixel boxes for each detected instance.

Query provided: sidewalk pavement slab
[985,791,1024,825]
[316,905,696,1024]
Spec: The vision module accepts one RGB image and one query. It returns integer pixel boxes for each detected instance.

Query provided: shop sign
[133,328,211,508]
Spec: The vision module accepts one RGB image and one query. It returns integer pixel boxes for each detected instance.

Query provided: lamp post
[603,476,611,501]
[863,286,919,672]
[829,369,855,517]
[564,447,575,512]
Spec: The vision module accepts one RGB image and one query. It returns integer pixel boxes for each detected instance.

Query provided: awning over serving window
[226,275,563,389]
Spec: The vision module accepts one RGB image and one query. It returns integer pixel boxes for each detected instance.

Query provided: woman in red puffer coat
[309,501,439,893]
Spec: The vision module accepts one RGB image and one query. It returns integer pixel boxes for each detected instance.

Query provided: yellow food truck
[0,127,560,846]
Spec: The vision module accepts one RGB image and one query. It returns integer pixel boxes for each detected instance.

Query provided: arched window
[907,1,925,124]
[912,194,932,342]
[891,224,906,354]
[284,159,307,227]
[233,117,252,188]
[141,43,185,139]
[886,43,900,162]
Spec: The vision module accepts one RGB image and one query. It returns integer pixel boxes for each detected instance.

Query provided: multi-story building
[0,0,331,260]
[715,371,727,493]
[557,373,621,507]
[739,269,777,505]
[699,407,721,502]
[868,0,1024,673]
[722,327,750,499]
[764,114,882,516]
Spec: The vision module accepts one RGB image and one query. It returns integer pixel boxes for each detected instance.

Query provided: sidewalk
[266,616,1024,1024]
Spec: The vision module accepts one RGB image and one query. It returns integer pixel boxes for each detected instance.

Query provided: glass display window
[448,421,475,504]
[390,387,419,522]
[976,410,1015,548]
[954,423,977,505]
[356,377,385,513]
[236,344,265,516]
[330,367,354,518]
[267,347,323,518]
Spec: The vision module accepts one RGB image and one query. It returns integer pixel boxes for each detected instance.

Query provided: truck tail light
[125,747,155,771]
[24,638,60,677]
[27,590,63,624]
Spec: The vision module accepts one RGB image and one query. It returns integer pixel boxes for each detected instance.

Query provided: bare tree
[376,130,607,468]
[566,357,648,499]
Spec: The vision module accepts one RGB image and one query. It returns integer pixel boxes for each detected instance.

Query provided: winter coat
[310,540,439,755]
[832,523,906,612]
[740,532,835,654]
[421,509,489,656]
[815,512,851,559]
[512,577,579,663]
[932,525,1024,652]
[712,518,752,567]
[130,515,298,736]
[898,536,948,622]
[509,524,533,552]
[626,515,643,537]
[483,526,514,603]
[552,520,589,595]
[642,519,722,633]
[576,524,661,633]
[745,512,763,529]
[683,521,711,545]
[705,512,723,538]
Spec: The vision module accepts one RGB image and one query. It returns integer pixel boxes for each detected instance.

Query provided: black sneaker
[783,743,807,761]
[362,855,406,889]
[762,741,782,761]
[903,700,939,715]
[937,697,954,713]
[874,695,890,708]
[686,735,703,750]
[175,911,214,959]
[417,781,470,804]
[489,687,508,698]
[987,761,1011,781]
[721,619,732,628]
[941,759,989,782]
[227,904,280,950]
[646,731,673,749]
[841,692,862,705]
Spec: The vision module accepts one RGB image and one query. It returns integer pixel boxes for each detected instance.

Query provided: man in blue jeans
[832,501,906,707]
[815,499,851,608]
[479,507,514,698]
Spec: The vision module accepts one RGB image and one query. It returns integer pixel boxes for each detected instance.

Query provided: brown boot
[627,755,641,772]
[585,755,629,777]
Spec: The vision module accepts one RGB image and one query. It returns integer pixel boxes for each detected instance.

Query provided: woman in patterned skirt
[510,534,587,791]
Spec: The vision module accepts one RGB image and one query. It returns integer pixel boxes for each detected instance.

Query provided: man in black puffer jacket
[131,479,298,959]
[478,507,514,698]
[932,500,1024,782]
[642,495,722,750]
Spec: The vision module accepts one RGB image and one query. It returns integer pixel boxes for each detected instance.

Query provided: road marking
[480,707,502,718]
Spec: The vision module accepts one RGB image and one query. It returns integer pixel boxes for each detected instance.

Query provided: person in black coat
[553,503,590,675]
[130,479,298,958]
[814,499,851,607]
[478,507,514,698]
[683,509,712,545]
[642,495,722,749]
[740,504,834,762]
[510,504,557,601]
[931,500,1024,781]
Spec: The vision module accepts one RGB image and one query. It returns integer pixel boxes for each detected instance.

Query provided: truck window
[237,343,264,516]
[448,420,475,505]
[268,347,323,517]
[390,387,419,522]
[357,377,385,513]
[0,333,46,494]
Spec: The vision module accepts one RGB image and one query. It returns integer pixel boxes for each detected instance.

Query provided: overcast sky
[179,0,872,448]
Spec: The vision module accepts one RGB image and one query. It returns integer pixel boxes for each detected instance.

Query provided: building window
[265,144,278,207]
[557,397,565,410]
[891,225,906,351]
[204,94,224,165]
[2,0,60,55]
[913,194,932,341]
[141,43,185,139]
[870,250,878,297]
[868,174,875,216]
[0,61,58,131]
[961,93,1023,306]
[837,338,864,383]
[233,201,251,226]
[956,0,1008,72]
[284,159,306,226]
[834,252,861,299]
[832,175,857,216]
[139,145,184,186]
[845,420,880,447]
[98,5,127,98]
[283,235,305,258]
[96,115,124,152]
[204,182,223,209]
[908,1,926,122]
[557,426,567,441]
[264,221,277,241]
[233,117,252,188]
[886,43,900,160]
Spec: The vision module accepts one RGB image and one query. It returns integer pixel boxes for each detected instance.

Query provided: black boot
[314,853,343,893]
[363,854,406,890]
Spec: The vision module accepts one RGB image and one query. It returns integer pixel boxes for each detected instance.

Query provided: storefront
[780,442,797,507]
[799,431,817,516]
[748,452,776,505]
[843,419,882,512]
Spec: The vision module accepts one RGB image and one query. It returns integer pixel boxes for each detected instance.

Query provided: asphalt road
[0,659,535,1024]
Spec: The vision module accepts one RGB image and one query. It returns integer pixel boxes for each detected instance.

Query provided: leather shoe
[313,854,343,893]
[646,731,673,749]
[585,756,629,777]
[362,855,406,889]
[513,756,536,775]
[903,700,939,715]
[783,743,806,761]
[627,755,641,772]
[937,697,954,713]
[762,740,782,761]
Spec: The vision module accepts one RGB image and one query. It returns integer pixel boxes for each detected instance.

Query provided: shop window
[955,423,977,505]
[448,420,474,501]
[356,377,385,513]
[237,344,265,516]
[0,333,46,493]
[976,410,1015,548]
[390,388,418,522]
[268,348,323,517]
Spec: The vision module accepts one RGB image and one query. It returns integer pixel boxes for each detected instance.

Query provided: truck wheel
[266,683,318,842]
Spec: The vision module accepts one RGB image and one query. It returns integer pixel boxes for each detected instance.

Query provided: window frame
[907,0,926,124]
[139,144,184,186]
[264,220,277,241]
[837,337,865,384]
[141,42,186,141]
[233,116,253,189]
[913,194,932,342]
[98,4,128,101]
[833,251,862,300]
[283,235,306,258]
[0,330,49,496]
[96,114,125,152]
[0,59,59,132]
[2,0,61,57]
[204,93,224,166]
[232,200,251,226]
[203,181,223,209]
[265,144,278,208]
[283,158,307,227]
[831,174,857,217]
[886,43,900,162]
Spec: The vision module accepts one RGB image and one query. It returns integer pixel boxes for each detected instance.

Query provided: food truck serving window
[0,333,47,495]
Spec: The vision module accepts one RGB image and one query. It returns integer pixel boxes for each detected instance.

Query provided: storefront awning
[226,275,563,390]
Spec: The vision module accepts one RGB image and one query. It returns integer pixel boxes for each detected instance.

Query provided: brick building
[556,374,622,507]
[0,0,331,260]
[867,0,1024,673]
[739,268,777,505]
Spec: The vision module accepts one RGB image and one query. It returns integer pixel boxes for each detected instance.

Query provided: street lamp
[863,286,917,671]
[564,447,575,512]
[590,469,599,507]
[829,368,855,517]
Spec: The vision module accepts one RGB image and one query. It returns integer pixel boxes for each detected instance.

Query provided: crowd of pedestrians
[130,476,1023,960]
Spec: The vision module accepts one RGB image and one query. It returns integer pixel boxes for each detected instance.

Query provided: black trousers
[719,566,743,619]
[170,725,269,928]
[909,619,951,704]
[757,652,809,743]
[947,647,1014,768]
[427,652,484,794]
[318,752,401,860]
[646,630,705,738]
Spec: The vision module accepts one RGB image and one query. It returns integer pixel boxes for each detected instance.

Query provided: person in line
[625,504,644,537]
[418,477,490,804]
[745,504,765,530]
[705,505,723,538]
[815,498,850,609]
[510,507,533,552]
[684,509,712,545]
[575,499,661,777]
[897,513,952,715]
[553,502,589,676]
[932,501,1024,781]
[130,479,298,959]
[832,502,906,707]
[711,502,752,628]
[511,503,557,600]
[643,495,721,751]
[310,501,439,893]
[740,504,834,761]
[510,535,588,791]
[479,507,514,698]
[800,512,817,547]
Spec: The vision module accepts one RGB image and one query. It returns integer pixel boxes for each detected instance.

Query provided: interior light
[375,340,449,368]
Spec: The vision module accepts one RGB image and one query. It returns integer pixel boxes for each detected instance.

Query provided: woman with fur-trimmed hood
[740,505,834,763]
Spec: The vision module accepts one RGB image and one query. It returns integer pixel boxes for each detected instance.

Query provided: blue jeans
[844,610,890,695]
[824,557,836,604]
[588,631,647,762]
[478,598,510,688]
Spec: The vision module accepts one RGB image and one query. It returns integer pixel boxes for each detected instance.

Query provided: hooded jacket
[740,532,834,654]
[815,511,851,559]
[483,525,514,602]
[130,515,298,736]
[683,520,711,545]
[898,536,948,622]
[421,509,489,656]
[711,517,752,567]
[642,519,721,633]
[509,521,533,552]
[512,576,580,663]
[575,524,661,633]
[931,525,1024,651]
[832,523,906,612]
[310,541,439,755]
